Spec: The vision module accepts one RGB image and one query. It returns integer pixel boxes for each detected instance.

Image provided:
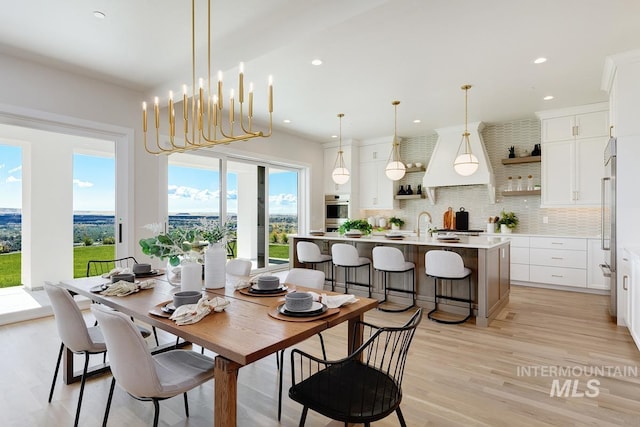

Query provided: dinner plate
[278,302,327,317]
[90,283,111,293]
[161,303,176,314]
[249,284,288,294]
[385,235,404,240]
[134,269,161,278]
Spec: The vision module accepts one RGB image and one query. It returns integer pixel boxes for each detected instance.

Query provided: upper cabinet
[536,103,609,207]
[358,139,397,210]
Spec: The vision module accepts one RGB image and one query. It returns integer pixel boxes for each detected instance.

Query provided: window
[0,144,22,287]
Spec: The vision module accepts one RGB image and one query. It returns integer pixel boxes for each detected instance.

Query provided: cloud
[226,190,238,200]
[0,164,4,169]
[8,165,21,174]
[6,176,21,183]
[73,179,94,188]
[168,184,218,201]
[269,193,297,207]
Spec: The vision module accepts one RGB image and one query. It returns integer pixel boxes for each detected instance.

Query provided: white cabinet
[537,104,608,207]
[628,250,640,350]
[528,237,587,288]
[358,141,396,210]
[587,238,610,290]
[324,144,354,195]
[508,236,530,282]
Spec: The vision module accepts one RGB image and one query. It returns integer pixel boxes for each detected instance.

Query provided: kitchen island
[290,233,511,327]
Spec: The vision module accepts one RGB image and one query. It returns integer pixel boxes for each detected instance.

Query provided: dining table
[58,273,379,427]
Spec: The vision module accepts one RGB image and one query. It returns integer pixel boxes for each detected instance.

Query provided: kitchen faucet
[416,211,432,237]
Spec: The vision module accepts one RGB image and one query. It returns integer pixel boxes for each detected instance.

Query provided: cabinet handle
[610,125,614,138]
[551,257,564,260]
[551,274,564,278]
[623,275,629,291]
[572,125,579,136]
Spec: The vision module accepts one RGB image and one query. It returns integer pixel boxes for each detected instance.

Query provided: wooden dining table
[59,274,379,427]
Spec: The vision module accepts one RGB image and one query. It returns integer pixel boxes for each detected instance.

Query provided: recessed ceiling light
[331,135,338,139]
[283,119,291,124]
[311,59,323,66]
[534,57,547,64]
[543,95,554,101]
[93,10,106,19]
[413,119,421,124]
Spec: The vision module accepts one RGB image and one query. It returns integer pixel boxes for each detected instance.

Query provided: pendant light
[331,113,350,185]
[453,84,479,176]
[385,100,406,181]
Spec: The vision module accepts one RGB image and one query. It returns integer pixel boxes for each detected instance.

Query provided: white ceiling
[1,0,638,143]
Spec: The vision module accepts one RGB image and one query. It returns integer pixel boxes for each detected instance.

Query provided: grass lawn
[0,245,116,288]
[1,244,289,288]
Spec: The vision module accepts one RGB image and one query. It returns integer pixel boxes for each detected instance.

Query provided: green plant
[102,236,116,245]
[388,216,405,227]
[497,210,519,229]
[83,236,94,246]
[338,219,372,235]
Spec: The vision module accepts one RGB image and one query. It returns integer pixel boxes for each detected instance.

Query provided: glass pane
[268,168,298,266]
[0,144,22,287]
[226,160,260,266]
[72,152,115,277]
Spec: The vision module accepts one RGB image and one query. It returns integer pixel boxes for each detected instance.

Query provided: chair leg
[48,342,64,403]
[152,399,160,427]
[183,392,189,417]
[298,406,308,427]
[317,333,327,359]
[103,377,116,427]
[73,352,91,427]
[152,327,159,347]
[367,264,371,298]
[278,348,284,421]
[396,407,408,427]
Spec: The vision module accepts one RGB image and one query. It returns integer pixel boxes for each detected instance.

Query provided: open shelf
[395,194,425,200]
[501,156,541,165]
[502,190,541,196]
[405,166,426,173]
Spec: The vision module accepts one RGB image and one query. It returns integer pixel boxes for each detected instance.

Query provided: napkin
[100,279,155,296]
[170,296,230,325]
[101,267,132,279]
[307,291,358,309]
[233,273,262,290]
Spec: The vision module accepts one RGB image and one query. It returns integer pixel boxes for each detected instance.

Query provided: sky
[0,144,298,215]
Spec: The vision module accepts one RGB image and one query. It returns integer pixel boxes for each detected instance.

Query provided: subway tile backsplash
[360,118,601,237]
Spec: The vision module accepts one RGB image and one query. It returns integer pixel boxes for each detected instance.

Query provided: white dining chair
[45,282,107,427]
[92,304,216,427]
[226,258,252,276]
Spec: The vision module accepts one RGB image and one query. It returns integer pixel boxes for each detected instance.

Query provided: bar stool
[372,246,416,312]
[331,243,372,297]
[297,241,334,289]
[425,250,473,324]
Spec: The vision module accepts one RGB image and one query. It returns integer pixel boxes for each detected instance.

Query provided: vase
[391,224,400,230]
[204,242,227,289]
[500,224,512,234]
[166,260,182,286]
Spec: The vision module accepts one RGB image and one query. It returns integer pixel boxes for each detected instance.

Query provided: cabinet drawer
[530,248,586,269]
[530,266,587,287]
[529,237,586,251]
[511,247,529,264]
[508,236,530,248]
[511,264,529,282]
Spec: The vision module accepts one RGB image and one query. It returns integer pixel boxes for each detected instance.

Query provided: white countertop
[485,232,601,239]
[294,233,509,249]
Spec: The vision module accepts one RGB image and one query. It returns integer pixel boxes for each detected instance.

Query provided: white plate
[282,301,323,313]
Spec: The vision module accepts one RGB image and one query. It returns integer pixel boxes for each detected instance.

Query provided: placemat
[268,304,339,322]
[149,300,173,318]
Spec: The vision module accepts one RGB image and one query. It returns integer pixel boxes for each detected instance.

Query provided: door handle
[623,275,629,291]
[599,264,612,278]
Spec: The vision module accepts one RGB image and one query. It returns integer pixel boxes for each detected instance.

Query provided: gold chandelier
[142,0,273,155]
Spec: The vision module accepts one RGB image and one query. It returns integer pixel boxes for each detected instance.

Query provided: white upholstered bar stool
[296,241,333,289]
[425,250,473,324]
[331,243,372,297]
[372,246,416,312]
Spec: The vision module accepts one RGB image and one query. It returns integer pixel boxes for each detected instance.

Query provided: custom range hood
[422,121,495,205]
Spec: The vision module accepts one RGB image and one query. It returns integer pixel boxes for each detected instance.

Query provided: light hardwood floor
[1,285,640,426]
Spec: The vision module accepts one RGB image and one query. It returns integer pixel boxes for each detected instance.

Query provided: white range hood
[422,121,495,205]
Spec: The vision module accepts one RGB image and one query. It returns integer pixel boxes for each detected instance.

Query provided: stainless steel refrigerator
[601,136,617,319]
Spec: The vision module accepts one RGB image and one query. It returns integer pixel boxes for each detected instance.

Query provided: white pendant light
[385,100,406,181]
[453,84,479,176]
[331,113,350,185]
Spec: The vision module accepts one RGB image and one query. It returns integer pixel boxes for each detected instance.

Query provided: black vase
[416,184,422,195]
[406,185,413,195]
[397,185,406,195]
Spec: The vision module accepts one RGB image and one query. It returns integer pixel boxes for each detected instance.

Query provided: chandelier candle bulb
[248,83,254,118]
[238,62,244,103]
[142,102,147,132]
[229,89,235,125]
[154,97,159,129]
[217,71,223,110]
[268,75,273,113]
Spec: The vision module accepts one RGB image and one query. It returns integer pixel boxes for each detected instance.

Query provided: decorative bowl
[257,275,280,290]
[173,290,202,308]
[285,292,314,312]
[415,162,423,168]
[111,273,135,283]
[133,263,152,274]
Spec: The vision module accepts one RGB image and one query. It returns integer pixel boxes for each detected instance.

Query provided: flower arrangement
[338,219,373,235]
[139,218,234,266]
[497,210,519,230]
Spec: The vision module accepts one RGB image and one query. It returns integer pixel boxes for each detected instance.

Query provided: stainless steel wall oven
[325,194,349,232]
